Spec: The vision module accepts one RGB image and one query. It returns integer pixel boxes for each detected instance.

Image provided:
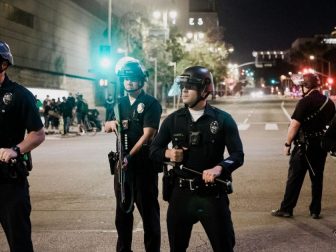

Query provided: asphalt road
[1,96,336,251]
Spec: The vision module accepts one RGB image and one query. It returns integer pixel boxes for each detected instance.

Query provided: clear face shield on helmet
[174,75,203,91]
[115,57,147,93]
[290,73,320,97]
[290,74,305,86]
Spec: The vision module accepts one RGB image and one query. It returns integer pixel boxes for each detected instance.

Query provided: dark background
[216,0,336,62]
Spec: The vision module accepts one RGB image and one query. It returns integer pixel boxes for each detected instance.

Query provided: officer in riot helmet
[0,41,45,251]
[105,57,162,252]
[300,73,321,96]
[150,66,244,251]
[272,72,335,219]
[174,65,215,108]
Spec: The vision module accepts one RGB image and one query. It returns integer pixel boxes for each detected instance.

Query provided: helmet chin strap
[187,89,209,108]
[301,86,316,97]
[0,61,9,73]
[125,86,142,93]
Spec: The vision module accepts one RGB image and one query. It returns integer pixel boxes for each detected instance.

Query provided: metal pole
[154,58,157,99]
[172,62,176,109]
[108,0,112,45]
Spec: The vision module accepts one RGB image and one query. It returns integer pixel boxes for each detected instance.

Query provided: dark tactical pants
[280,143,327,215]
[167,185,235,252]
[114,171,161,252]
[0,178,33,252]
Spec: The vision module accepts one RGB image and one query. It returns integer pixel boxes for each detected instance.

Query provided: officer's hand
[104,120,118,133]
[168,148,185,163]
[202,166,222,183]
[122,154,132,169]
[284,146,291,156]
[0,148,17,163]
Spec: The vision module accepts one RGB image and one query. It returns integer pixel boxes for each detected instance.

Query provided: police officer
[272,73,335,219]
[104,57,162,252]
[0,41,45,251]
[150,66,244,252]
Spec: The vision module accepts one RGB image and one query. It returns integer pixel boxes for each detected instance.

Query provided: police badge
[210,121,219,134]
[137,103,145,114]
[3,92,13,105]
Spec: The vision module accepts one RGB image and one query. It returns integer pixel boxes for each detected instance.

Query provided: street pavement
[1,95,336,251]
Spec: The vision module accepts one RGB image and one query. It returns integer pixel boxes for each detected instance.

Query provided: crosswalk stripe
[238,124,250,131]
[265,123,279,130]
[238,123,283,131]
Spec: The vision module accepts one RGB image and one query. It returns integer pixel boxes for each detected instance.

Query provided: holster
[162,165,175,201]
[0,158,29,182]
[108,151,118,175]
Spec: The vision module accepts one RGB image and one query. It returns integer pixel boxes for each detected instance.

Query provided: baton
[164,161,229,185]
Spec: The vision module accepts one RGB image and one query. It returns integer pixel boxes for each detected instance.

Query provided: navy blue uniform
[150,104,244,252]
[109,90,162,252]
[0,74,43,252]
[280,90,335,216]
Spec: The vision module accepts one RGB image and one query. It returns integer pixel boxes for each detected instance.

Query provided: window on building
[189,0,215,12]
[0,2,34,28]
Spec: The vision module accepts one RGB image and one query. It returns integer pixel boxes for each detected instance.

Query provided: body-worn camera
[189,131,201,146]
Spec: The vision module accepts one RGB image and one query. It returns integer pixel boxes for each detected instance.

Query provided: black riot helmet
[115,57,148,92]
[302,73,321,89]
[175,66,214,107]
[0,41,14,67]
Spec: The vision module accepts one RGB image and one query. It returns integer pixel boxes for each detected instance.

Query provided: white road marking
[238,124,250,131]
[265,123,279,130]
[281,101,291,121]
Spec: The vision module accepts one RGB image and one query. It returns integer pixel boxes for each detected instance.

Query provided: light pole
[149,57,158,99]
[108,0,112,45]
[309,55,331,77]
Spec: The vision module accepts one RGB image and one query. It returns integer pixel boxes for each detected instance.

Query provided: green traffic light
[100,57,111,68]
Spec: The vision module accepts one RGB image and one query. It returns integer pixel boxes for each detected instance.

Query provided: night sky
[217,0,336,62]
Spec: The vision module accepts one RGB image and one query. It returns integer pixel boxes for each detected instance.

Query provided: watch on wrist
[284,142,291,147]
[12,146,21,157]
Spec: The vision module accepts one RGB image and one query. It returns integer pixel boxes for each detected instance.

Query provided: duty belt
[304,131,324,138]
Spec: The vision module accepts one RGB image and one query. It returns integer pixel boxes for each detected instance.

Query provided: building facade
[0,0,106,105]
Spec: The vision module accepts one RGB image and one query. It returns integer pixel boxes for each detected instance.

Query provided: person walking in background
[60,96,73,135]
[272,73,335,219]
[0,41,45,252]
[150,66,244,252]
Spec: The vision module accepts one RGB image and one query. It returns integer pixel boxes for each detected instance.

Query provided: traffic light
[99,45,111,69]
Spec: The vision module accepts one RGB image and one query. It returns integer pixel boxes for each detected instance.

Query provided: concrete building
[0,0,108,106]
[1,0,220,106]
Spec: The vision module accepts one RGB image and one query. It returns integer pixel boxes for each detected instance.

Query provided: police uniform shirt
[150,103,244,179]
[291,90,335,134]
[0,74,43,148]
[108,90,162,149]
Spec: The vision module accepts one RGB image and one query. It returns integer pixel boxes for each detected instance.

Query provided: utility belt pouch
[22,152,33,171]
[162,165,175,201]
[108,151,118,175]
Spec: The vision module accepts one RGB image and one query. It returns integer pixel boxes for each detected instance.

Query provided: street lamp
[152,10,177,40]
[309,55,331,77]
[149,57,158,99]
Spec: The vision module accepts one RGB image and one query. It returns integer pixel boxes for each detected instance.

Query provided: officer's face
[124,77,140,91]
[181,86,198,106]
